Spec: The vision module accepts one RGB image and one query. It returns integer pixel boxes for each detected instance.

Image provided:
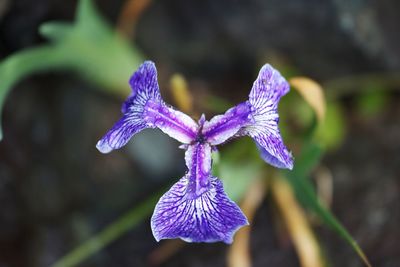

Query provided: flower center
[195,133,206,144]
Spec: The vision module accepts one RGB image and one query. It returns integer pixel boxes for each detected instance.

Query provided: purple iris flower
[96,61,293,244]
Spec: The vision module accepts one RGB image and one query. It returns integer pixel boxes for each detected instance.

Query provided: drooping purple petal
[97,61,198,153]
[202,102,253,145]
[243,64,293,169]
[151,175,248,243]
[151,142,248,243]
[255,135,293,169]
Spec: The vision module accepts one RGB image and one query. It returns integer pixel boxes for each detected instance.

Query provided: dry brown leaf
[227,178,266,267]
[148,239,185,266]
[290,77,326,123]
[272,176,325,267]
[117,0,152,38]
[170,73,194,114]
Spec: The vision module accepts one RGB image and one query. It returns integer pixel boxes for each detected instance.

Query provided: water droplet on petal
[200,179,209,187]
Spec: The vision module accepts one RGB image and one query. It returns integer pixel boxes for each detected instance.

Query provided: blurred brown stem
[324,72,400,100]
[272,176,325,267]
[227,177,267,267]
[170,73,194,115]
[117,0,152,38]
[148,240,185,266]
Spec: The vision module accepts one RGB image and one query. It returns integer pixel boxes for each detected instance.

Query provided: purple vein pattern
[96,61,293,244]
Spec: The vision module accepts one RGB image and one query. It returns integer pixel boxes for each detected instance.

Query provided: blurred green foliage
[52,192,161,267]
[316,102,346,150]
[356,85,389,117]
[0,0,143,140]
[213,138,264,202]
[283,141,370,266]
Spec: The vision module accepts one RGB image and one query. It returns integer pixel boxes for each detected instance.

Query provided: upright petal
[202,102,253,145]
[97,61,198,153]
[248,64,290,110]
[243,64,293,169]
[97,61,160,153]
[151,142,248,243]
[184,142,213,197]
[123,60,163,113]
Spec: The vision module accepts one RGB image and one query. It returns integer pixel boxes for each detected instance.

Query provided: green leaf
[203,95,233,113]
[0,46,73,140]
[0,0,144,140]
[284,142,371,267]
[291,141,323,178]
[213,138,264,202]
[39,23,74,42]
[219,160,262,202]
[356,86,388,117]
[51,190,163,267]
[315,102,346,150]
[290,77,326,123]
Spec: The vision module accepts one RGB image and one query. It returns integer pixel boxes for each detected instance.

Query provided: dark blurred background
[0,0,399,266]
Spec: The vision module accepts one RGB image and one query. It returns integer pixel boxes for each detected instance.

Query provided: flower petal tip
[287,157,294,170]
[249,63,290,112]
[96,139,112,154]
[256,141,294,170]
[199,114,206,125]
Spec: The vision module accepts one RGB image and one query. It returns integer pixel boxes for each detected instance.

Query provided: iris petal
[244,64,293,169]
[202,102,253,145]
[96,114,147,153]
[143,100,197,144]
[97,61,198,153]
[151,142,248,243]
[184,142,213,197]
[202,64,293,169]
[151,175,248,244]
[97,61,160,153]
